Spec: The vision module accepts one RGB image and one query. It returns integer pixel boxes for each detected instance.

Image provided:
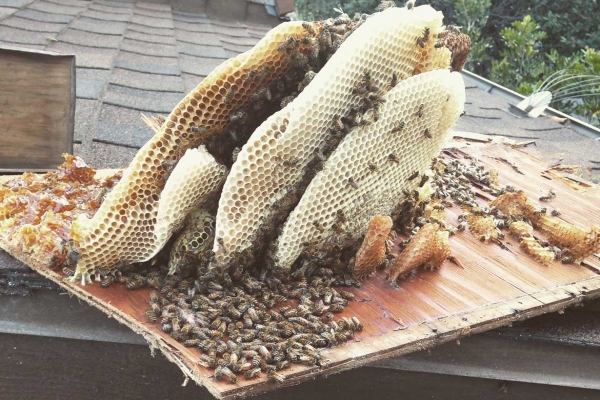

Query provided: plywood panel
[1,142,600,399]
[0,46,75,173]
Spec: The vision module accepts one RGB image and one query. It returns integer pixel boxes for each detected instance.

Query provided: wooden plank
[1,142,600,399]
[0,46,75,173]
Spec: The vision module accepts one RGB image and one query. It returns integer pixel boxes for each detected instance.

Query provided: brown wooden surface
[0,46,75,173]
[1,142,600,399]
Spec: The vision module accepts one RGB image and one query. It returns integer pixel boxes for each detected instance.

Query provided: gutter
[461,70,600,142]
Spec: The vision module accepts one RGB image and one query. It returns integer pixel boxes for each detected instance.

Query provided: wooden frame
[0,46,75,173]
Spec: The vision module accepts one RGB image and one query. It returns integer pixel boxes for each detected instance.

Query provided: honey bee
[388,153,400,163]
[561,256,574,264]
[407,171,419,181]
[347,177,359,190]
[434,41,444,49]
[406,0,415,10]
[539,195,553,202]
[225,86,236,105]
[551,209,561,217]
[387,72,398,89]
[391,120,405,133]
[424,128,432,139]
[245,367,262,379]
[419,175,429,187]
[416,103,424,118]
[368,162,378,172]
[302,22,316,36]
[216,237,227,255]
[267,369,286,383]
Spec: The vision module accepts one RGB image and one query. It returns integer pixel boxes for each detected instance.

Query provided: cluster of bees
[101,251,363,384]
[424,154,572,263]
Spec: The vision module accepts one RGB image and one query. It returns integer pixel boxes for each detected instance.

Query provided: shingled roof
[0,0,279,170]
[1,0,600,293]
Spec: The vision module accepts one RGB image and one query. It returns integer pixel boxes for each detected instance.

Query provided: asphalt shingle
[95,0,134,9]
[130,13,173,29]
[81,8,131,22]
[0,39,45,49]
[113,50,180,75]
[28,0,86,16]
[135,2,171,12]
[69,16,127,35]
[127,23,173,37]
[103,84,182,113]
[219,35,259,47]
[0,0,34,7]
[177,41,228,59]
[45,0,90,7]
[0,15,65,32]
[110,67,185,93]
[74,98,100,142]
[211,23,249,38]
[15,8,73,23]
[182,73,204,93]
[179,53,224,76]
[58,28,123,48]
[132,7,168,19]
[0,6,17,18]
[48,42,117,69]
[0,24,50,44]
[173,19,214,33]
[124,29,175,45]
[86,140,139,168]
[88,3,132,15]
[76,68,110,100]
[121,37,178,57]
[220,40,253,54]
[171,10,209,24]
[175,29,221,46]
[93,103,156,148]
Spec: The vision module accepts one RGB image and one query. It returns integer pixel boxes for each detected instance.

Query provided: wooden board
[0,46,75,173]
[2,142,600,399]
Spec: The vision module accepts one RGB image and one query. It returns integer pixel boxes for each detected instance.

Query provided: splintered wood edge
[5,226,600,400]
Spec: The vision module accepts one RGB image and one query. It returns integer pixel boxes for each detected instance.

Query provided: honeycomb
[71,147,226,283]
[386,223,450,281]
[509,221,555,265]
[273,69,464,270]
[214,6,455,268]
[492,191,600,262]
[168,207,216,275]
[466,212,498,243]
[69,21,330,282]
[351,215,393,281]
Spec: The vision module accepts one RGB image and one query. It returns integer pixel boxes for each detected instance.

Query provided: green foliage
[293,0,600,127]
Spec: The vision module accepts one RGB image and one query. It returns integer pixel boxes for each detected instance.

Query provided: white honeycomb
[214,6,452,265]
[69,20,321,283]
[275,70,465,269]
[71,147,226,283]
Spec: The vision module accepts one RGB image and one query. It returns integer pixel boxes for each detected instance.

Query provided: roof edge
[461,70,600,142]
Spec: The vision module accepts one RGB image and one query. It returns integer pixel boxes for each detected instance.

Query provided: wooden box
[0,46,75,173]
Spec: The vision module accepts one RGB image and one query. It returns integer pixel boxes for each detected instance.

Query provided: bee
[280,94,296,108]
[216,237,227,255]
[424,128,432,139]
[224,86,236,104]
[388,153,400,163]
[387,72,398,89]
[302,22,316,36]
[561,256,574,264]
[551,209,561,217]
[145,309,158,323]
[456,222,466,231]
[347,177,359,190]
[434,40,445,49]
[245,367,262,379]
[247,69,258,80]
[189,125,207,135]
[368,162,378,172]
[408,171,419,181]
[416,103,424,118]
[94,187,110,205]
[539,195,553,202]
[391,120,405,133]
[330,304,345,313]
[533,208,547,216]
[267,369,286,383]
[406,0,415,10]
[62,267,75,278]
[419,175,429,187]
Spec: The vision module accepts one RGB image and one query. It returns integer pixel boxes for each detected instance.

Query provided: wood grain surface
[1,142,599,399]
[0,46,75,173]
